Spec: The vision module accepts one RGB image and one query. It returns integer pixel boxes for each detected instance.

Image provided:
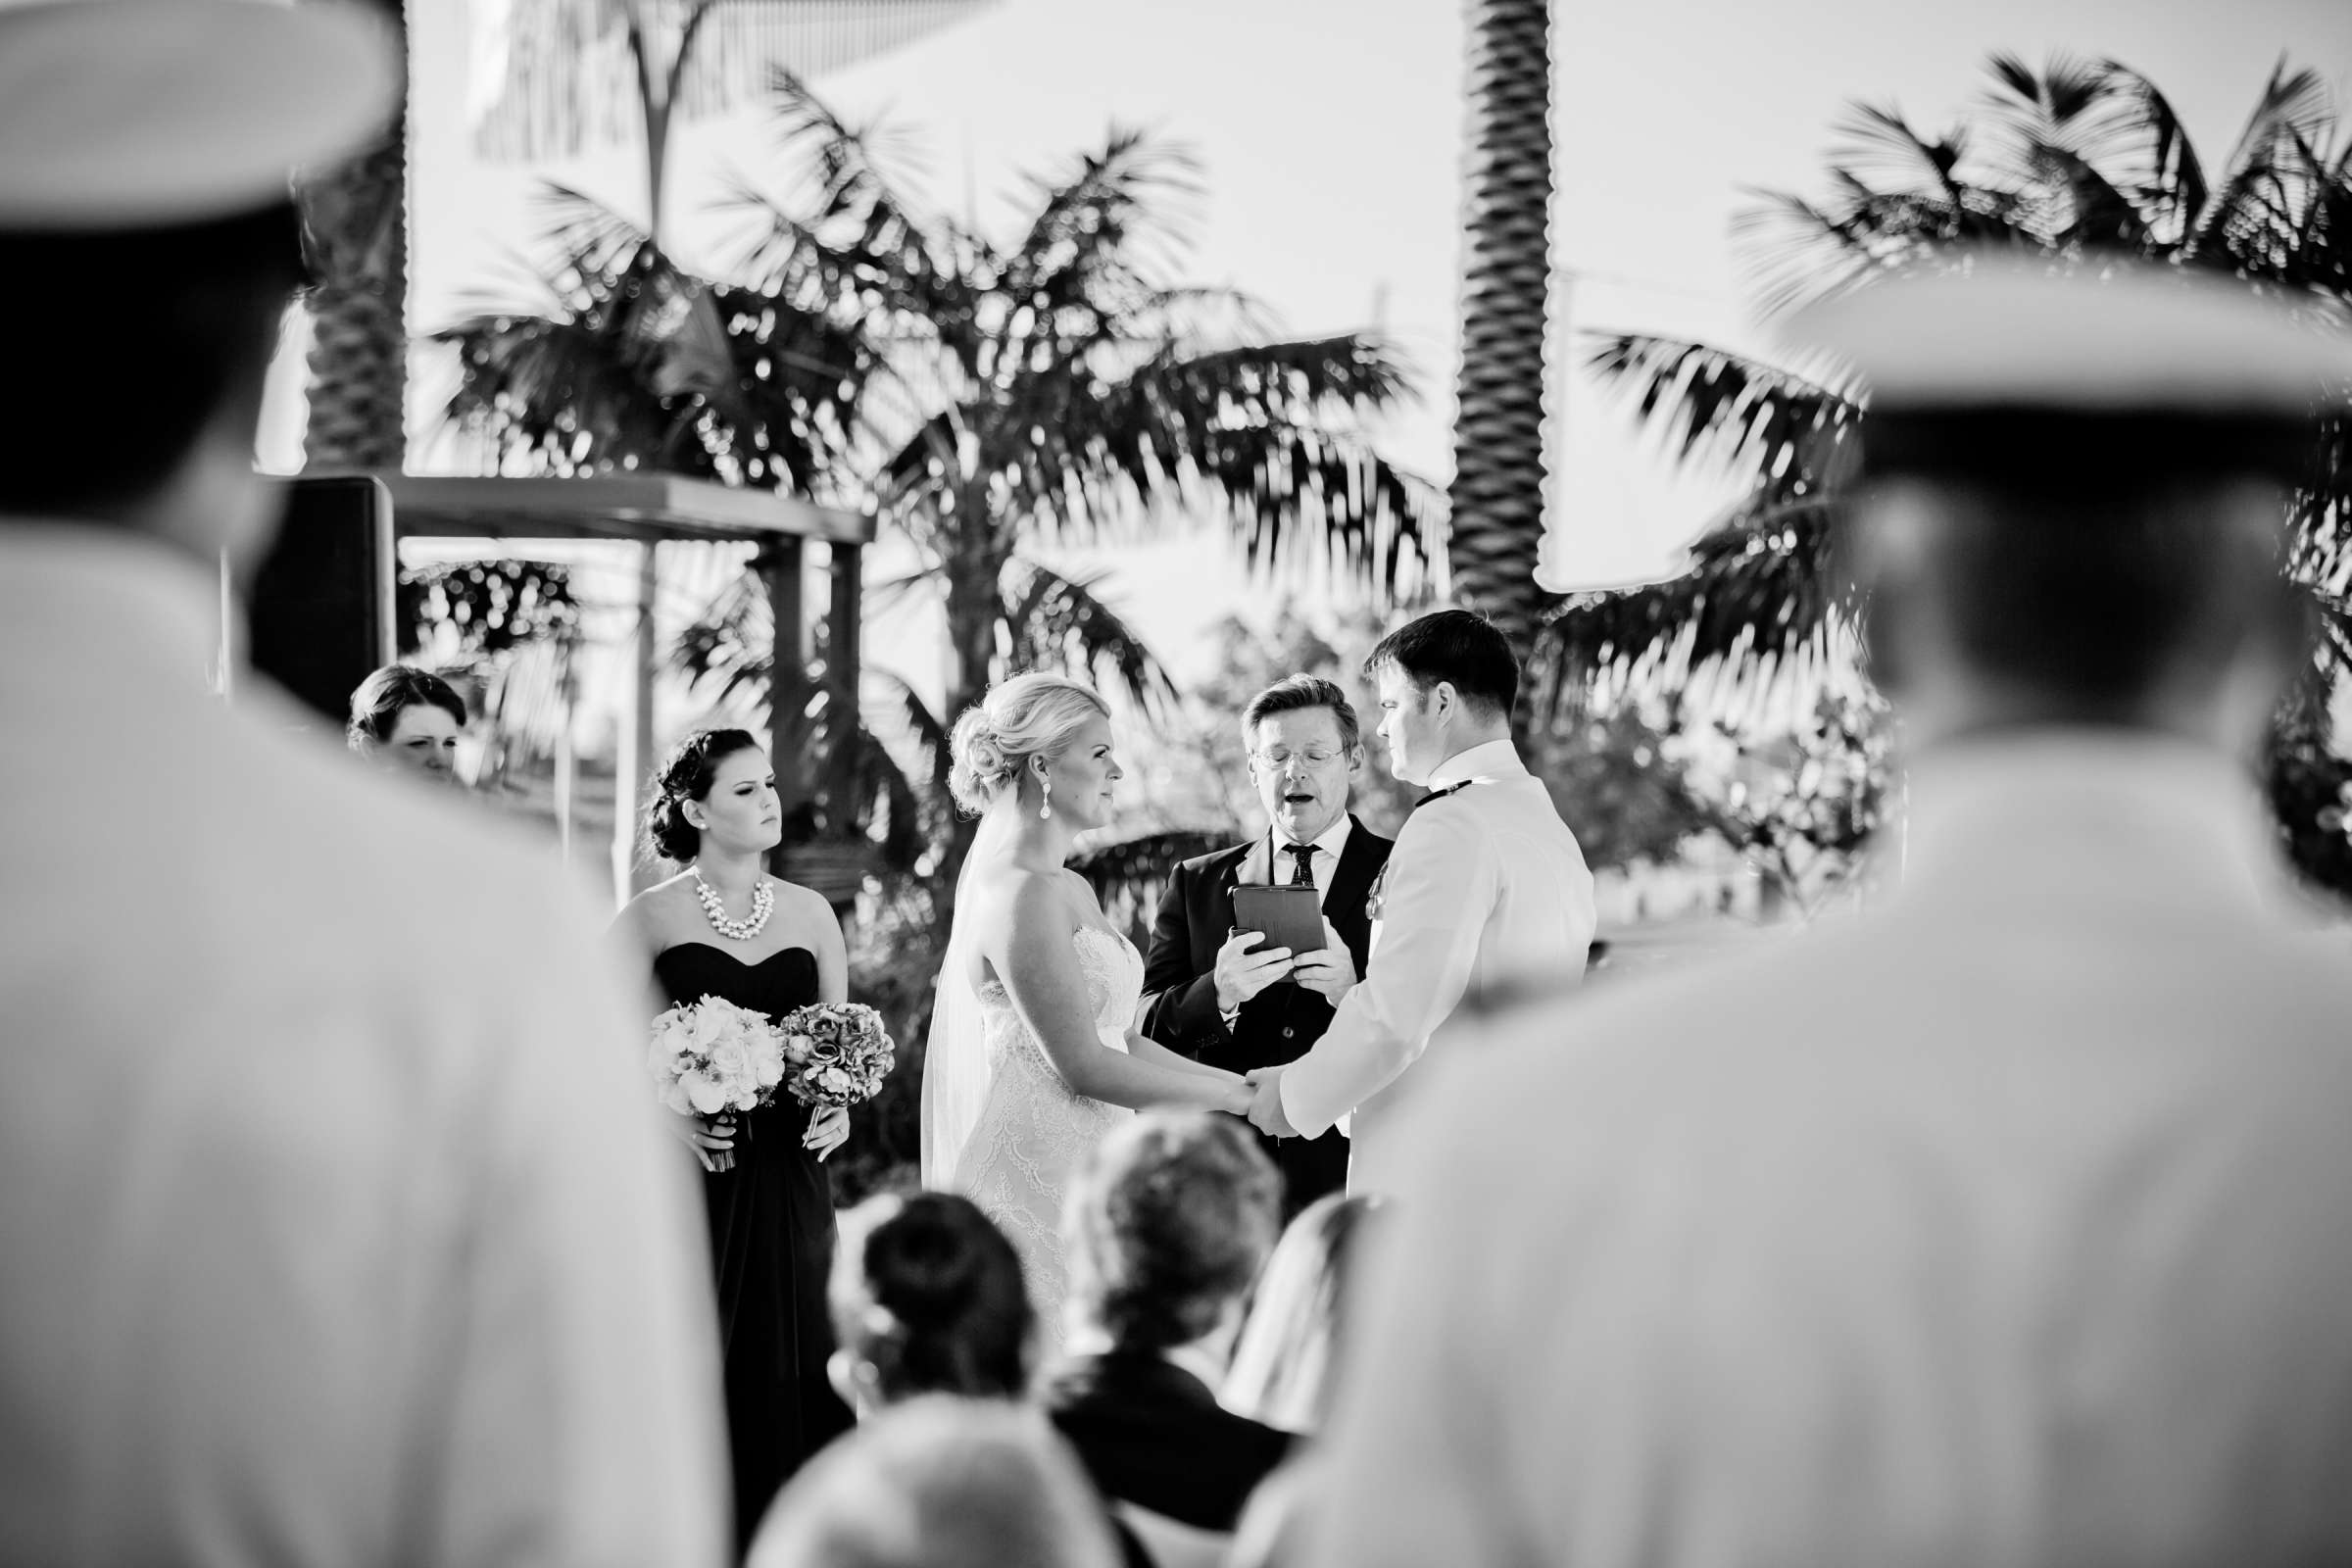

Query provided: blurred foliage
[1697,689,1895,920]
[397,560,580,661]
[2267,662,2352,908]
[1529,701,1725,874]
[1544,53,2352,900]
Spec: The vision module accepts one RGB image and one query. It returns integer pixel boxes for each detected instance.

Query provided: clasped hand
[1243,1065,1298,1138]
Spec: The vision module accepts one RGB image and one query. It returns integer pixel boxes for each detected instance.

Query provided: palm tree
[1448,0,1559,708]
[296,0,408,468]
[1542,54,2352,720]
[716,80,1441,842]
[442,77,1441,890]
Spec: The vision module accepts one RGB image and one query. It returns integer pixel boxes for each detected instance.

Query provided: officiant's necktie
[1283,842,1316,888]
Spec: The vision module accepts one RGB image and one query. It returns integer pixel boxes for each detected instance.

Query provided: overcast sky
[265,0,2352,697]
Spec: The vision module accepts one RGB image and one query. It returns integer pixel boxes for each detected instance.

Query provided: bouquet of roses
[775,1001,895,1110]
[648,995,786,1170]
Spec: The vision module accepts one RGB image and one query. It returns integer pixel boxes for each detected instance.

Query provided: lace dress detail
[956,926,1141,1351]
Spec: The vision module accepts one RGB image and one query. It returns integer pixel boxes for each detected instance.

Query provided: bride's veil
[920,919,986,1188]
[920,822,999,1189]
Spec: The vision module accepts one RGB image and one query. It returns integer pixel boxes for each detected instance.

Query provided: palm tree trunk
[1447,0,1557,717]
[296,0,408,469]
[936,507,1004,881]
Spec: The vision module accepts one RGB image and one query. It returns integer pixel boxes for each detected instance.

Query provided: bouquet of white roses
[775,1002,895,1110]
[648,996,786,1170]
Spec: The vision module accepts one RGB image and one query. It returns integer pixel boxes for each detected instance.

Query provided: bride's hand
[1219,1072,1255,1118]
[803,1103,852,1162]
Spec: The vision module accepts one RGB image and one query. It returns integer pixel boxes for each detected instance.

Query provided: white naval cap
[1780,253,2352,481]
[0,0,400,231]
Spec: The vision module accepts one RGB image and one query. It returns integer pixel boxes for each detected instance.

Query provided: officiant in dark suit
[1141,676,1393,1212]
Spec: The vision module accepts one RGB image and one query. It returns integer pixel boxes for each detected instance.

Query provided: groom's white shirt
[1277,737,1593,1189]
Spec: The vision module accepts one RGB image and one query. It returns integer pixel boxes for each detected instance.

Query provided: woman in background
[345,663,465,783]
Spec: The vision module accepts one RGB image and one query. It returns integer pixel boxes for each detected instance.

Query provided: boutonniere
[1365,862,1389,925]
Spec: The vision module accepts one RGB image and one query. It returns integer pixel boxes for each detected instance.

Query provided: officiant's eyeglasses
[1250,747,1345,770]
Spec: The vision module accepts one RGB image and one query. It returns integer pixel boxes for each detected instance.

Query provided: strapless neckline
[658,942,816,971]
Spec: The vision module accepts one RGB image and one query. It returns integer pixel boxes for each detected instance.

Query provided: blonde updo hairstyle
[947,674,1110,816]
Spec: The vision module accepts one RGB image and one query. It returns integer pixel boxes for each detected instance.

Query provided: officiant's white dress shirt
[1232,812,1354,895]
[0,526,726,1567]
[1312,734,2352,1568]
[1278,738,1593,1190]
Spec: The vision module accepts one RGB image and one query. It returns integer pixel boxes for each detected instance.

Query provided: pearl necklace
[693,866,775,942]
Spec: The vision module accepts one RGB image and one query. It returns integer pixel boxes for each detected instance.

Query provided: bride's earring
[1037,766,1053,819]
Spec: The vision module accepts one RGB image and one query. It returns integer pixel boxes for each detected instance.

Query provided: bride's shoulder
[964,860,1079,926]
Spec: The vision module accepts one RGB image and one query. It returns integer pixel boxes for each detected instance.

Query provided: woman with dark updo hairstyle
[345,663,466,783]
[612,727,856,1554]
[827,1193,1034,1417]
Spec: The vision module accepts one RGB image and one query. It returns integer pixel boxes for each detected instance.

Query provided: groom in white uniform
[1246,610,1594,1191]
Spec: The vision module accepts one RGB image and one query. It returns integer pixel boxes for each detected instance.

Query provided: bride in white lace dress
[922,675,1251,1348]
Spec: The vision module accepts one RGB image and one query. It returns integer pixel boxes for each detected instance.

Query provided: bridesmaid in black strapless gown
[653,943,852,1553]
[617,729,857,1559]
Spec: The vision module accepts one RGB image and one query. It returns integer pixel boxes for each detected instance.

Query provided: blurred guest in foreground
[1310,257,2352,1568]
[1044,1110,1292,1549]
[346,662,466,782]
[747,1397,1120,1568]
[0,4,725,1563]
[828,1191,1034,1415]
[1222,1192,1383,1435]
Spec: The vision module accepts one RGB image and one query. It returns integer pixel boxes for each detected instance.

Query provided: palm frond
[1031,334,1444,599]
[1001,126,1204,317]
[1581,332,1861,499]
[999,558,1180,716]
[2091,61,2211,248]
[1071,827,1234,940]
[2190,59,2334,261]
[1536,499,1851,722]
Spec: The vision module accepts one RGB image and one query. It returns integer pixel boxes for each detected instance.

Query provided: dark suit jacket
[1042,1350,1296,1533]
[1139,815,1393,1212]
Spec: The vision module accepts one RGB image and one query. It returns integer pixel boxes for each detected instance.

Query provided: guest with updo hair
[612,725,858,1552]
[828,1193,1034,1416]
[747,1397,1121,1568]
[1041,1109,1292,1544]
[345,663,466,783]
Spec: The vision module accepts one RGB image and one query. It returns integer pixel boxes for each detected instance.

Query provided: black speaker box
[244,474,395,727]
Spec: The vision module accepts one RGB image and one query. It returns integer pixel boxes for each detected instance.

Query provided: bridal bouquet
[775,1002,895,1110]
[648,995,787,1121]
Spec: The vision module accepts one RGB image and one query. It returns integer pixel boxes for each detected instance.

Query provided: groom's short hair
[1241,675,1361,753]
[1365,609,1519,718]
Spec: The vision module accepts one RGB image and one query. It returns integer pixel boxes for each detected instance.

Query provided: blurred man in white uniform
[1310,258,2352,1568]
[0,5,725,1563]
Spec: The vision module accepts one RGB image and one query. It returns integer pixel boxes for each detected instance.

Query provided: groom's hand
[1246,1067,1298,1138]
[1287,917,1357,1003]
